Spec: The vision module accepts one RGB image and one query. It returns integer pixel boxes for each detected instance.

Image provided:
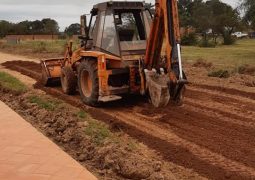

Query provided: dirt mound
[238,65,255,76]
[2,60,41,73]
[230,74,255,87]
[2,60,41,80]
[94,145,165,179]
[193,59,213,69]
[0,90,173,180]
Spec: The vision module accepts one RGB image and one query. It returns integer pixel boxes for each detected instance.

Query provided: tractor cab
[82,1,152,59]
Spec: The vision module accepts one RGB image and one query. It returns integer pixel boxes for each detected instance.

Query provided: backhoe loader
[41,0,187,107]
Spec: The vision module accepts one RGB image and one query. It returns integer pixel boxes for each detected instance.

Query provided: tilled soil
[0,90,180,180]
[2,60,255,180]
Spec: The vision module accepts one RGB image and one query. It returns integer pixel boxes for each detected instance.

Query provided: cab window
[101,11,120,56]
[115,10,146,42]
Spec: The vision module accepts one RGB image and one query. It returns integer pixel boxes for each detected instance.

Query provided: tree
[178,0,193,27]
[188,0,240,45]
[242,0,255,30]
[0,20,13,38]
[15,21,32,35]
[0,19,60,37]
[192,1,212,41]
[42,18,59,35]
[208,0,240,45]
[31,20,44,34]
[65,23,81,36]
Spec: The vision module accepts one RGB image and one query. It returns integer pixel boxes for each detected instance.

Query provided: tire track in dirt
[185,97,255,122]
[187,86,255,112]
[184,87,255,126]
[105,109,255,179]
[143,85,255,170]
[152,106,255,168]
[2,60,255,180]
[185,88,255,118]
[184,102,255,129]
[191,84,255,100]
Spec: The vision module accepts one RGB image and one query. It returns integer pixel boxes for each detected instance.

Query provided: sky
[0,0,240,31]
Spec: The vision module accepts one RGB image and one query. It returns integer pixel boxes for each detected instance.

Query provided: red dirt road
[2,60,255,180]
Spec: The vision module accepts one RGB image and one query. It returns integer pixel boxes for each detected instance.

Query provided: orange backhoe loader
[41,0,187,107]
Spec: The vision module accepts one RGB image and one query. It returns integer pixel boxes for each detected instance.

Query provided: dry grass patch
[0,71,27,94]
[183,39,255,68]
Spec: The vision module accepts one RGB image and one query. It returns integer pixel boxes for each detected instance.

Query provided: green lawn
[182,39,255,68]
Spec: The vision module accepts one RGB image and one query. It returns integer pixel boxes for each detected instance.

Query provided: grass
[84,120,111,146]
[76,110,87,120]
[182,39,255,69]
[28,95,61,111]
[0,71,27,94]
[0,39,80,58]
[0,70,138,151]
[80,110,138,148]
[1,40,65,53]
[126,139,138,151]
[208,69,231,78]
[25,93,130,147]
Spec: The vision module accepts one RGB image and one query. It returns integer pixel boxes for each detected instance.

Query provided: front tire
[78,59,99,106]
[61,66,77,95]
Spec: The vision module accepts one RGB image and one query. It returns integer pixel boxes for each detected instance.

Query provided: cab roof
[92,1,146,12]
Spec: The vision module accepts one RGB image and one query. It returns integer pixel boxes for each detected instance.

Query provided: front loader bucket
[145,70,170,108]
[41,58,64,86]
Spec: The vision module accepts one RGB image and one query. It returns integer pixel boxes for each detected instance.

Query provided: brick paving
[0,100,97,180]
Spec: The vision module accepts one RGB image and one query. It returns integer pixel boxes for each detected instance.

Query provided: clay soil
[1,59,255,180]
[1,90,186,180]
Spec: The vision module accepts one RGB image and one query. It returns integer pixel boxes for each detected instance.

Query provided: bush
[199,39,216,48]
[223,34,236,45]
[208,69,230,78]
[181,33,198,46]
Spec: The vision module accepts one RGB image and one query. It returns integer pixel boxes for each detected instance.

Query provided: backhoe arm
[145,0,180,73]
[143,0,187,107]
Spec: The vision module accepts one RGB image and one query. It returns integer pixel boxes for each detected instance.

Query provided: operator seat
[118,29,136,41]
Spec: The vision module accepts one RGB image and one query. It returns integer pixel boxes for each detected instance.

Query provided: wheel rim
[80,69,92,97]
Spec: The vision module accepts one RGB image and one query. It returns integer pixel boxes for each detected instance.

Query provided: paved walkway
[0,100,97,180]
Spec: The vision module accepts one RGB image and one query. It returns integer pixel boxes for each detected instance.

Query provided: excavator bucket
[144,70,170,108]
[144,69,187,107]
[41,58,63,86]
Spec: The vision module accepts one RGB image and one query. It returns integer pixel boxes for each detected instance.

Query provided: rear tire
[61,66,77,95]
[78,59,99,106]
